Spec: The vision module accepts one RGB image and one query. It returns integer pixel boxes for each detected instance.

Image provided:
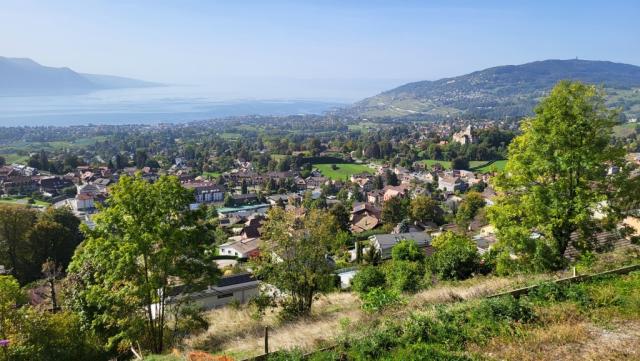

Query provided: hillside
[0,56,160,95]
[347,59,640,120]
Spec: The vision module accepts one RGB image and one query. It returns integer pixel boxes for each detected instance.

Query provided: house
[1,175,36,194]
[367,189,385,205]
[153,273,260,318]
[305,176,328,189]
[218,238,261,258]
[350,203,381,233]
[369,232,432,260]
[438,175,466,193]
[77,183,101,197]
[182,180,225,204]
[350,174,374,191]
[75,193,95,211]
[266,193,301,206]
[241,215,265,239]
[37,176,72,195]
[382,185,409,202]
[230,193,258,206]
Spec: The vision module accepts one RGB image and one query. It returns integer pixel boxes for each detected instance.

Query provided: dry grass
[185,292,363,358]
[476,321,640,361]
[409,274,548,307]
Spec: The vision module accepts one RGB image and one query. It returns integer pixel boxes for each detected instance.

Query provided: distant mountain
[0,56,161,95]
[347,59,640,120]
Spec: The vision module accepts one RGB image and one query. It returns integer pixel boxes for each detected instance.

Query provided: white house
[218,238,261,258]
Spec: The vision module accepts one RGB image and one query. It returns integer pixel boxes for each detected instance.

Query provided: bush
[428,232,479,280]
[351,266,386,294]
[360,287,402,313]
[7,309,107,361]
[385,260,424,292]
[391,239,425,262]
[347,322,401,360]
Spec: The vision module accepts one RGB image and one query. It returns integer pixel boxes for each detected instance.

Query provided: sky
[1,0,639,101]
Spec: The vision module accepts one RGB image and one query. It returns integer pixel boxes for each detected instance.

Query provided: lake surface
[0,85,346,127]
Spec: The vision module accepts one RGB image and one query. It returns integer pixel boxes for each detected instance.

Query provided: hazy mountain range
[346,59,640,120]
[0,56,160,95]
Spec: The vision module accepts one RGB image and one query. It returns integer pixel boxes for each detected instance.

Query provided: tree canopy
[67,175,218,353]
[252,207,337,317]
[489,81,633,270]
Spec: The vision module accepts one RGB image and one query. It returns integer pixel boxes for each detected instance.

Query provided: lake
[0,85,346,127]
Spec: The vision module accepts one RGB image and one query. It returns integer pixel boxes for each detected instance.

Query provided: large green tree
[67,175,218,354]
[253,207,336,317]
[410,195,444,225]
[455,191,486,230]
[0,205,37,283]
[489,81,633,270]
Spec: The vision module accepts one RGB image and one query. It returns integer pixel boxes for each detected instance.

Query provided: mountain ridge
[346,59,640,120]
[0,56,161,95]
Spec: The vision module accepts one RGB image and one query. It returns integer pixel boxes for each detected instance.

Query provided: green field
[0,136,107,165]
[314,163,374,180]
[421,159,452,169]
[421,159,507,173]
[474,159,507,173]
[0,197,50,207]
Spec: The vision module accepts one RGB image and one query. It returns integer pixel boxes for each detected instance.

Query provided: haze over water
[0,85,346,127]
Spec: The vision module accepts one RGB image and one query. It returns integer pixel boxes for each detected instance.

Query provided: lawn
[420,159,507,173]
[0,196,50,207]
[314,163,374,180]
[474,159,507,173]
[421,159,452,169]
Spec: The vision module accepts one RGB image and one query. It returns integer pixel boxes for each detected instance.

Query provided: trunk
[49,278,58,312]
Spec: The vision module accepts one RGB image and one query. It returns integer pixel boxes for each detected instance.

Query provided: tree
[455,191,486,230]
[428,231,479,280]
[391,239,425,262]
[362,244,381,265]
[241,179,248,194]
[373,175,384,190]
[488,81,631,271]
[410,195,444,225]
[252,208,336,317]
[67,175,218,354]
[451,157,469,170]
[381,197,408,225]
[329,202,350,232]
[0,275,24,360]
[0,205,37,283]
[351,266,386,295]
[385,169,399,186]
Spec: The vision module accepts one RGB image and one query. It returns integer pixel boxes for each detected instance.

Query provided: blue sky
[1,0,639,100]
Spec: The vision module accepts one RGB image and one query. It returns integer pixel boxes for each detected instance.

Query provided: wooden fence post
[264,326,269,355]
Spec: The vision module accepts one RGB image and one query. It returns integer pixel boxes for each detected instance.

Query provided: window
[218,293,233,299]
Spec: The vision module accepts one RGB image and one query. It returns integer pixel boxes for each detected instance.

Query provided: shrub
[428,232,479,280]
[360,287,402,313]
[351,266,386,294]
[347,322,401,360]
[384,260,424,292]
[391,239,425,262]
